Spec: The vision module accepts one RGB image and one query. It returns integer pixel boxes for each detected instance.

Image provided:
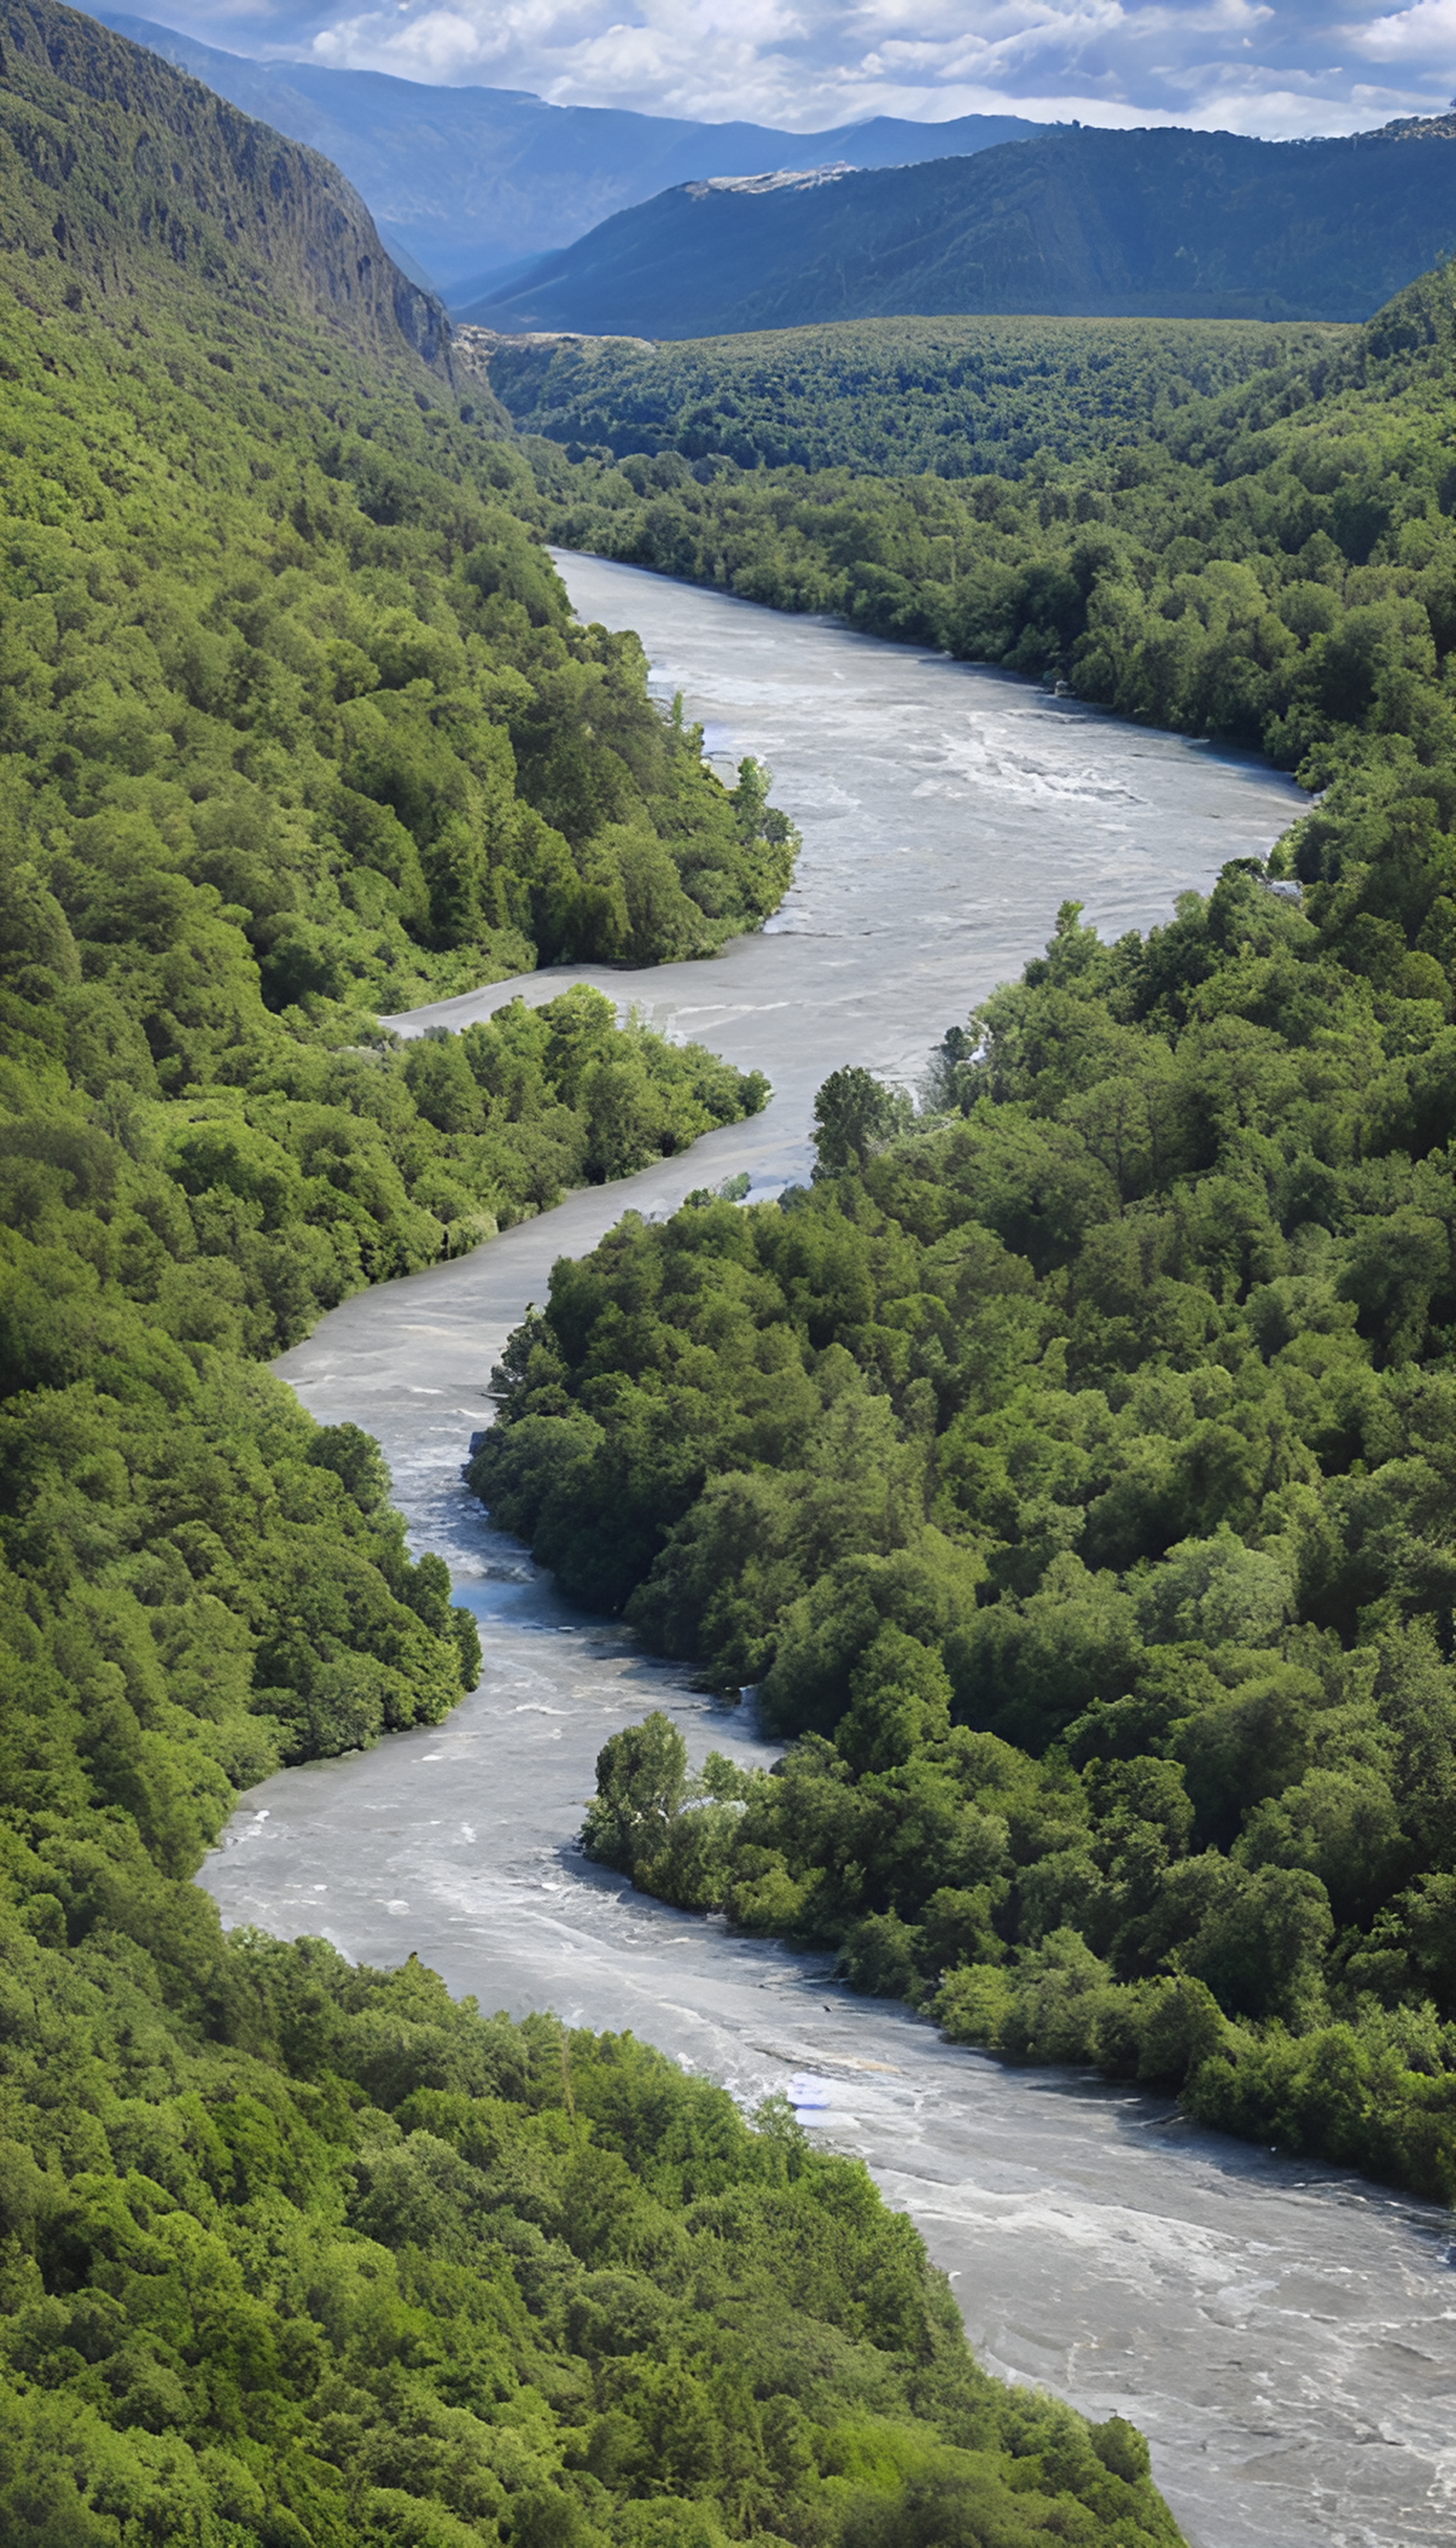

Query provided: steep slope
[0,0,453,365]
[0,0,797,1026]
[464,119,1456,336]
[92,8,1050,288]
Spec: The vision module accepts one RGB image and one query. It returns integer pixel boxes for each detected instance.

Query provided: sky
[134,0,1456,136]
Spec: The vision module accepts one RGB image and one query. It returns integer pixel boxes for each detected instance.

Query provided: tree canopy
[0,21,1186,2547]
[487,313,1345,481]
[477,837,1456,2198]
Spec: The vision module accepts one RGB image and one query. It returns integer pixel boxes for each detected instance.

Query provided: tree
[582,1713,690,1873]
[811,1069,913,1177]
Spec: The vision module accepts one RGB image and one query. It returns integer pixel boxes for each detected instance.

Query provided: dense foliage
[538,259,1455,817]
[0,146,776,1359]
[0,5,779,1798]
[469,119,1456,339]
[484,316,1346,482]
[0,1924,1182,2547]
[0,276,791,1010]
[0,0,779,1479]
[476,260,1456,2197]
[475,843,1456,2199]
[8,26,1172,2547]
[2,854,769,1342]
[0,0,796,1022]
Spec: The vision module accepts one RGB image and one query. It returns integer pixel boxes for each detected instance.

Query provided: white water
[200,558,1456,2548]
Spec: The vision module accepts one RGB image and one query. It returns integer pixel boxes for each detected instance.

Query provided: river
[199,556,1455,2548]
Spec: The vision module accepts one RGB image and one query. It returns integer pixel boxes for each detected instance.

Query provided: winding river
[200,557,1455,2548]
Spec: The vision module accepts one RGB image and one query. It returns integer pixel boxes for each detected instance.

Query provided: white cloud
[1349,0,1456,55]
[157,0,1456,130]
[309,0,825,119]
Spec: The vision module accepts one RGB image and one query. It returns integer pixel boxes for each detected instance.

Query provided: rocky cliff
[0,0,453,375]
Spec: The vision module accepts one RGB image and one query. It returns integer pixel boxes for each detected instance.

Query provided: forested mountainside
[0,0,796,1287]
[0,0,796,1005]
[94,9,1050,291]
[4,18,1155,2544]
[476,255,1456,2199]
[484,314,1347,482]
[462,118,1456,338]
[0,0,452,367]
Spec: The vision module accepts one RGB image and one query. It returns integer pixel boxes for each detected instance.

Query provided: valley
[2,5,1454,2539]
[201,555,1450,2548]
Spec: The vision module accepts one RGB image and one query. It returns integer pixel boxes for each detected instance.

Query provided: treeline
[473,842,1456,2193]
[488,313,1344,481]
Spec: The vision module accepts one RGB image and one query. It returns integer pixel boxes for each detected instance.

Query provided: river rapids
[200,556,1455,2548]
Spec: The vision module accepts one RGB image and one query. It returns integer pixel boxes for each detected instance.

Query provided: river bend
[200,557,1455,2548]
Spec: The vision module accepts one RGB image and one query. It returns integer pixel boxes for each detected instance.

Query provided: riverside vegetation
[1,13,1181,2548]
[474,255,1456,2200]
[532,255,1454,797]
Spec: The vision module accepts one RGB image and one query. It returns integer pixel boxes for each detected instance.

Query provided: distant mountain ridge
[88,10,1053,289]
[461,119,1456,338]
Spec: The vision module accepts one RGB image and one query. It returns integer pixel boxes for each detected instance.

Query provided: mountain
[89,9,1051,289]
[0,0,454,368]
[461,118,1456,337]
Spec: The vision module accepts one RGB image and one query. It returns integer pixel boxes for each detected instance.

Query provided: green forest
[533,257,1453,795]
[0,15,795,1003]
[10,0,1455,2529]
[484,314,1347,482]
[0,14,1181,2548]
[474,256,1456,2201]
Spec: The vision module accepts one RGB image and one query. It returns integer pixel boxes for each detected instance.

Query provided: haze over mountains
[92,10,1051,291]
[461,117,1456,338]
[84,9,1456,336]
